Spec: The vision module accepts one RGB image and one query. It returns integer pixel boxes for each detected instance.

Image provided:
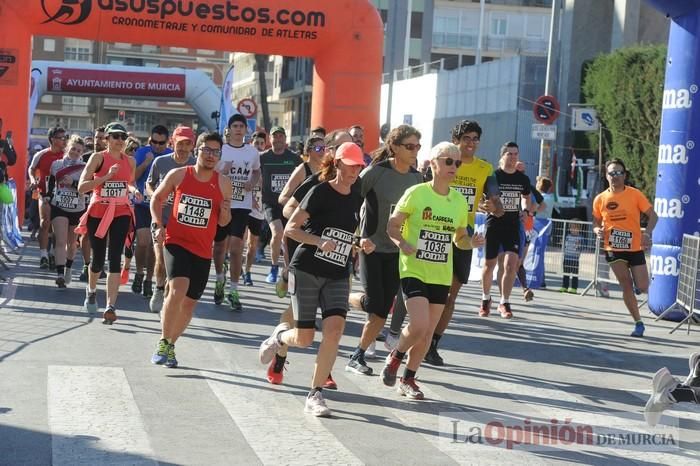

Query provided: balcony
[432,32,548,55]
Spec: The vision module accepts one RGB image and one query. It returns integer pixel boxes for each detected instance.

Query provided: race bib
[54,189,80,210]
[415,229,450,263]
[314,227,354,267]
[231,181,245,202]
[454,186,477,212]
[500,191,521,212]
[177,194,213,228]
[271,174,290,193]
[609,228,633,250]
[100,181,127,199]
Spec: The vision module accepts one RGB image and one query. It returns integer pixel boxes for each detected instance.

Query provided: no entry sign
[533,95,560,124]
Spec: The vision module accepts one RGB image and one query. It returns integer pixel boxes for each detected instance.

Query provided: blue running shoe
[151,338,169,365]
[631,321,645,337]
[243,272,253,286]
[266,265,279,284]
[164,343,178,368]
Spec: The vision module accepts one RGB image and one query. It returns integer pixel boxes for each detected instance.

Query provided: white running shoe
[645,368,679,427]
[384,332,400,352]
[365,341,377,359]
[684,352,700,387]
[149,287,165,313]
[304,391,331,417]
[259,322,289,365]
[64,267,72,285]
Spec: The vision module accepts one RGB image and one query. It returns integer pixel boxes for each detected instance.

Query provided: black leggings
[359,251,400,319]
[87,215,131,274]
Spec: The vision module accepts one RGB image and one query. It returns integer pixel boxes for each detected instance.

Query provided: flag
[218,65,237,135]
[28,68,42,141]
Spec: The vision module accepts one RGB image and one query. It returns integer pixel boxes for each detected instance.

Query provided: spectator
[561,220,583,294]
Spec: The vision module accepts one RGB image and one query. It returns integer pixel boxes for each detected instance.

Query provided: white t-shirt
[217,143,260,210]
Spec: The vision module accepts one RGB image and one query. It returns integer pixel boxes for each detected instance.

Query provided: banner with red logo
[47,67,186,98]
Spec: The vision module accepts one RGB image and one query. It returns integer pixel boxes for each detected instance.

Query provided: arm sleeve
[359,165,378,199]
[299,184,321,216]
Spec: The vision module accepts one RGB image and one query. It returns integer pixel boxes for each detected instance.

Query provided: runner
[212,114,261,311]
[259,142,371,416]
[265,130,352,387]
[381,142,483,400]
[645,353,700,426]
[77,122,142,324]
[480,142,532,320]
[132,125,172,299]
[146,126,196,313]
[345,125,424,376]
[259,126,302,285]
[47,135,86,288]
[150,131,231,368]
[425,120,501,366]
[28,126,66,270]
[592,158,657,337]
[252,131,267,152]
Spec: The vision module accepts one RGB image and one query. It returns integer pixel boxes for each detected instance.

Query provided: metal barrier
[654,234,700,333]
[544,219,599,294]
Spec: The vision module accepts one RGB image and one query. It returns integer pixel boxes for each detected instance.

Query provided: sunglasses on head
[110,133,128,141]
[399,143,421,151]
[437,156,462,168]
[607,170,625,177]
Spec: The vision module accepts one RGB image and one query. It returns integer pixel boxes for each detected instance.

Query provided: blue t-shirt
[133,145,172,199]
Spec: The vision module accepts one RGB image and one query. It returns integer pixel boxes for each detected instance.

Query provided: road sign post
[534,95,560,177]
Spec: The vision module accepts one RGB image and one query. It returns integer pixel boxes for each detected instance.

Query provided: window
[526,15,546,38]
[40,95,53,104]
[44,39,56,52]
[114,42,131,49]
[64,39,92,62]
[197,49,215,55]
[142,45,158,53]
[62,96,89,113]
[435,15,459,34]
[410,12,423,39]
[170,47,188,53]
[134,113,160,133]
[490,17,507,36]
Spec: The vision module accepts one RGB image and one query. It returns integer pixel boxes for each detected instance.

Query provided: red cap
[334,142,365,166]
[172,126,195,144]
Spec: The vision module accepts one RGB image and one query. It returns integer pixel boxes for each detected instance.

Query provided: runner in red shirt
[28,126,66,269]
[149,131,232,368]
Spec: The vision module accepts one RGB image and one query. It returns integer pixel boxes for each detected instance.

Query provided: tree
[581,44,666,198]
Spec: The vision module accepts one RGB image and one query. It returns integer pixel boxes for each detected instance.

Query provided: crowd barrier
[1,179,25,251]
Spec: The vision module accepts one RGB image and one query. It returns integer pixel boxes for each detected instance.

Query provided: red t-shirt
[31,149,63,195]
[166,166,223,260]
[89,151,134,219]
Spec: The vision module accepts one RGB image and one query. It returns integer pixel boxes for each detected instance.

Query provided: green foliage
[581,44,665,198]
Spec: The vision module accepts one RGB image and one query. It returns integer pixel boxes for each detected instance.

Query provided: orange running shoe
[266,355,287,385]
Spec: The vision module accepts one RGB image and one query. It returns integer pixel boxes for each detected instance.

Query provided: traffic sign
[571,107,599,131]
[237,98,257,118]
[533,95,560,124]
[532,123,557,140]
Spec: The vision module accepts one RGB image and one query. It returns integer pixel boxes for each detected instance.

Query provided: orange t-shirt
[592,186,652,252]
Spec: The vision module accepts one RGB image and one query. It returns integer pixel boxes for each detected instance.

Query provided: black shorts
[263,203,284,224]
[452,245,473,284]
[163,243,212,300]
[401,277,449,305]
[485,223,521,260]
[214,208,251,241]
[359,251,400,319]
[247,215,262,237]
[134,204,151,230]
[605,250,646,267]
[50,205,84,226]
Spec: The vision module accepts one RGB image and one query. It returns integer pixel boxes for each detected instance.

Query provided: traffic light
[118,110,126,121]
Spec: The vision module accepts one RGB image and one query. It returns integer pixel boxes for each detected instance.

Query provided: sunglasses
[312,145,326,153]
[607,170,625,177]
[110,133,128,141]
[151,139,167,145]
[53,135,68,141]
[399,143,421,151]
[437,157,462,168]
[199,147,222,157]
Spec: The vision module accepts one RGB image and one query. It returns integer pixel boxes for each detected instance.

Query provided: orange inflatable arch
[0,0,383,217]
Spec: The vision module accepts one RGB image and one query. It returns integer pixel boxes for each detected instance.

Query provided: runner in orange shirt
[592,159,657,337]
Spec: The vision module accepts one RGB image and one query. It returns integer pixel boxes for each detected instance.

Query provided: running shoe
[365,341,377,359]
[683,352,700,387]
[132,273,144,294]
[151,338,169,365]
[498,303,513,319]
[644,368,679,426]
[381,351,401,387]
[48,255,56,271]
[102,305,117,325]
[243,272,254,286]
[259,322,290,364]
[384,332,400,351]
[164,343,178,368]
[275,274,288,298]
[120,267,129,285]
[214,280,225,305]
[523,288,534,302]
[322,374,338,390]
[398,377,425,400]
[142,280,153,299]
[567,288,578,294]
[266,355,287,384]
[63,267,72,286]
[255,249,265,263]
[424,346,444,366]
[375,331,386,342]
[266,265,279,284]
[630,321,645,338]
[84,289,98,314]
[304,391,331,417]
[479,298,491,317]
[559,287,567,293]
[55,276,66,289]
[79,265,88,282]
[149,287,165,313]
[345,355,373,375]
[39,257,49,269]
[227,290,242,312]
